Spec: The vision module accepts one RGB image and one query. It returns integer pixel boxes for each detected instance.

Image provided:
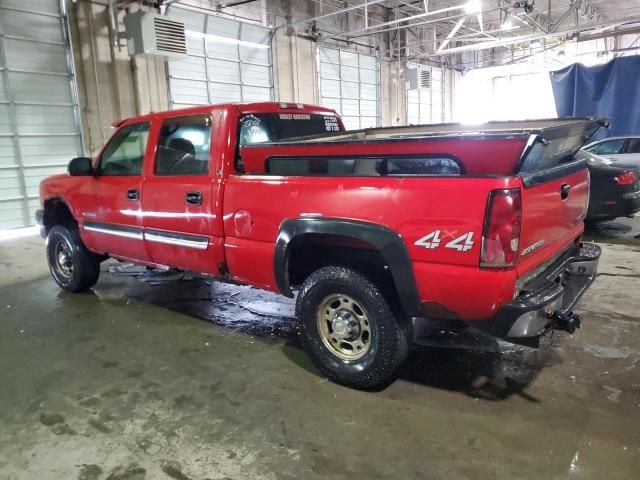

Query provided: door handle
[127,188,139,201]
[560,184,571,200]
[186,191,203,205]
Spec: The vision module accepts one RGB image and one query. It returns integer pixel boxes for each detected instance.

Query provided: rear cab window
[239,112,343,146]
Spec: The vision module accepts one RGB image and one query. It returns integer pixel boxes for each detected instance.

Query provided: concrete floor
[0,221,639,480]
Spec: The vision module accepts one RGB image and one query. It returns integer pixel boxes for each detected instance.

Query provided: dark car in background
[582,136,640,167]
[579,151,640,222]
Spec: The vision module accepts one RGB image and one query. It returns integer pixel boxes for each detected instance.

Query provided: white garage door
[0,0,83,229]
[319,47,379,130]
[167,7,273,108]
[406,64,445,125]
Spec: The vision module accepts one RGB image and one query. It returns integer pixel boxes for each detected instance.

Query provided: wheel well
[43,199,77,234]
[286,234,402,311]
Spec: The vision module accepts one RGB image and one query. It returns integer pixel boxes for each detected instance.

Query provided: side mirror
[68,157,93,176]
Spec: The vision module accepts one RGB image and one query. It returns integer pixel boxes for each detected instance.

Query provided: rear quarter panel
[222,174,520,319]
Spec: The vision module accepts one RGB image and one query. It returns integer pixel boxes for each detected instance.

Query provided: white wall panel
[319,47,379,130]
[0,0,82,228]
[168,7,273,108]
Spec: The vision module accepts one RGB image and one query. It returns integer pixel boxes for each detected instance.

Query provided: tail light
[615,171,637,185]
[480,189,522,268]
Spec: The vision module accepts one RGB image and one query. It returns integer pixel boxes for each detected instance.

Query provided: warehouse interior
[1,0,640,478]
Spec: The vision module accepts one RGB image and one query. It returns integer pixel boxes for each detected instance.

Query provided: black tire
[296,266,411,390]
[46,225,100,292]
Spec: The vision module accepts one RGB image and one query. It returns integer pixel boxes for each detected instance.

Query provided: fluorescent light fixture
[186,30,270,49]
[464,0,482,14]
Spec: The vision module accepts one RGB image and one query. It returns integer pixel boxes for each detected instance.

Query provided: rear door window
[155,115,212,176]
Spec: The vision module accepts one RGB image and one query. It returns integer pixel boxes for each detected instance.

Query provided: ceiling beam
[551,0,584,32]
[319,3,467,42]
[275,0,387,30]
[437,17,466,52]
[411,14,640,59]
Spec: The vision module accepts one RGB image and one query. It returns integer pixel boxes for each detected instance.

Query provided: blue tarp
[549,56,640,140]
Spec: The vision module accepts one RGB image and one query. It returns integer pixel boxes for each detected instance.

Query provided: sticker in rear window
[324,115,340,132]
[279,113,311,120]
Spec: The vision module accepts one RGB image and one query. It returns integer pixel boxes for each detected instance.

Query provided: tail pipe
[550,310,582,334]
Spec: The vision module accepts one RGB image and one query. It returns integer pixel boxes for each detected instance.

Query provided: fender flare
[274,217,422,317]
[41,197,76,229]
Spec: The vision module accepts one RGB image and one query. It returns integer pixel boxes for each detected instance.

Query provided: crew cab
[38,102,603,390]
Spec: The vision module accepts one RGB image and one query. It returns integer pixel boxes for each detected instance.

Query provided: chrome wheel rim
[54,240,73,279]
[316,294,372,361]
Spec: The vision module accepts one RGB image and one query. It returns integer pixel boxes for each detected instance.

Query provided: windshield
[239,113,343,146]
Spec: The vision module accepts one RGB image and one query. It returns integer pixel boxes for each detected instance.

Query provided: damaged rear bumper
[488,243,601,338]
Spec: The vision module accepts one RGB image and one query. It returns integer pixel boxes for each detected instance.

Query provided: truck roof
[111,102,339,127]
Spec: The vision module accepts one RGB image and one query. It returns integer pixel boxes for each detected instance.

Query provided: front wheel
[296,266,411,390]
[46,225,100,292]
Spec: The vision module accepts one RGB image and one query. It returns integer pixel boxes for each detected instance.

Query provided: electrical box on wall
[404,67,432,90]
[123,11,187,60]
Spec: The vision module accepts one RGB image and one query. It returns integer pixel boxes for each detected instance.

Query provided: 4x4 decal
[414,230,475,252]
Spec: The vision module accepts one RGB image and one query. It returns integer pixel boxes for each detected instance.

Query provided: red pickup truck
[37,102,603,389]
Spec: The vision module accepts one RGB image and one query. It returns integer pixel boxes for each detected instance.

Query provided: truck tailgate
[515,119,605,278]
[517,167,588,278]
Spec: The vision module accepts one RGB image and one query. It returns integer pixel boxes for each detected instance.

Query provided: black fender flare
[274,217,422,317]
[42,197,75,232]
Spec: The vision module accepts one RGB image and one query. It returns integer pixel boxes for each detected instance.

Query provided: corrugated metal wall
[167,7,273,108]
[318,47,379,130]
[0,0,82,229]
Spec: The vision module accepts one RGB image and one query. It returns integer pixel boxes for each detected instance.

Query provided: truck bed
[229,117,606,320]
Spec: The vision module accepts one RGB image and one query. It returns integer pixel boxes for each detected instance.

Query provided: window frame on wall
[318,46,380,131]
[406,63,445,126]
[165,6,274,109]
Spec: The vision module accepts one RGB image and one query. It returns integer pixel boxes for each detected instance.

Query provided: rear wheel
[46,225,100,292]
[296,266,411,390]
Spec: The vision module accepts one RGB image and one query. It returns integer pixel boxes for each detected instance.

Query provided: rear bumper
[487,243,601,338]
